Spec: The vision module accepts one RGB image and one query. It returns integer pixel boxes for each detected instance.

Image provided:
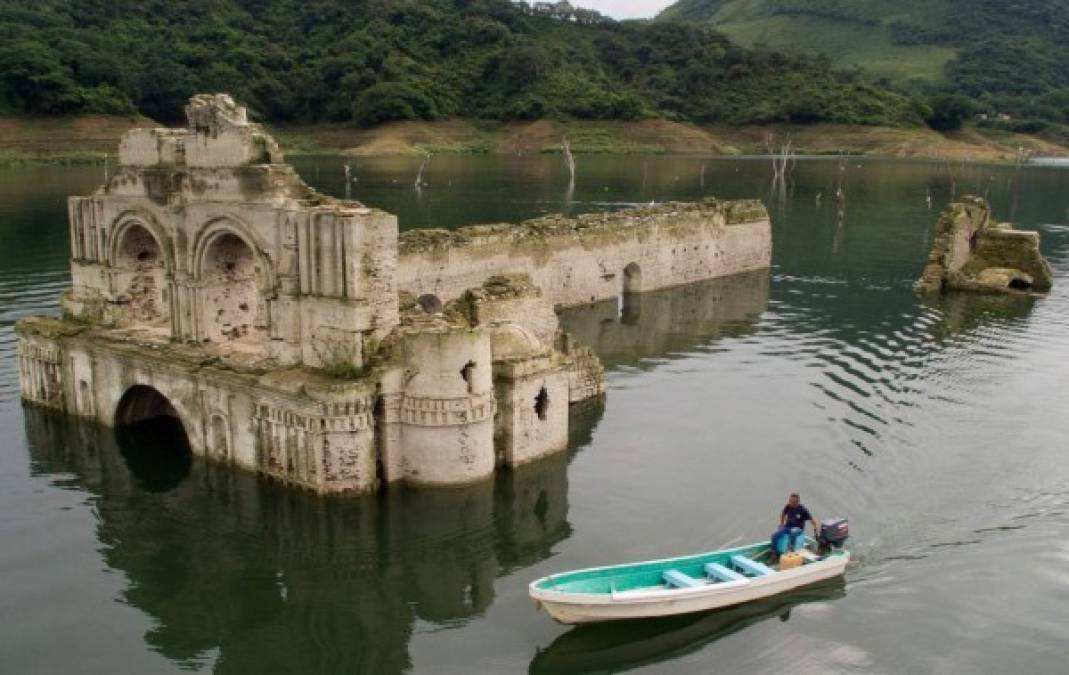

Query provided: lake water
[1,155,1068,674]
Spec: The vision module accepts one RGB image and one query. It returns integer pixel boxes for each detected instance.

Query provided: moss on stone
[397,199,769,256]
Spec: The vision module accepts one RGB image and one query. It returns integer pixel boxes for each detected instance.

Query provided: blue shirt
[782,504,812,529]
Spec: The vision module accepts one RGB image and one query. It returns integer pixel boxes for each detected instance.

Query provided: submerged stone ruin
[916,196,1053,295]
[16,94,772,494]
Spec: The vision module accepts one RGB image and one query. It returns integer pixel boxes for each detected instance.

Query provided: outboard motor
[817,517,849,554]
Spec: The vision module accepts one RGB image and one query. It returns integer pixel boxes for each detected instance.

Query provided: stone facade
[916,196,1053,295]
[397,199,771,309]
[16,94,773,495]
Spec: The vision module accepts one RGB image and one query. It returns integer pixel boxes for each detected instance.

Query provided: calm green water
[1,155,1068,674]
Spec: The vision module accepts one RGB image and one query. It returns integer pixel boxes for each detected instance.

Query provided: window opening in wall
[534,386,549,421]
[417,294,443,314]
[460,361,476,393]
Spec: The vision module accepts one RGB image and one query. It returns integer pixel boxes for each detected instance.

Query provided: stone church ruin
[16,94,772,494]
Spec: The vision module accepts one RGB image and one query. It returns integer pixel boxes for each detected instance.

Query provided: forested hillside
[660,0,1069,128]
[0,0,925,128]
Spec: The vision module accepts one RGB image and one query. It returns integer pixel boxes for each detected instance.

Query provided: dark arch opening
[114,386,191,492]
[534,386,549,421]
[417,294,444,314]
[620,262,642,321]
[622,262,642,294]
[460,360,476,393]
[1008,278,1032,291]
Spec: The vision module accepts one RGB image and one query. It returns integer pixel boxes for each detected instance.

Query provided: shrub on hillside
[352,82,438,127]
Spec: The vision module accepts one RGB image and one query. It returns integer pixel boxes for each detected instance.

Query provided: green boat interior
[535,541,841,595]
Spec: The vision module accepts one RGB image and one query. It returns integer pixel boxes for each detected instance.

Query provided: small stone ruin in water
[916,196,1053,295]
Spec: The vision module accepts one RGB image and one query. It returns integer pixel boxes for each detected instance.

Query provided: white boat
[529,537,849,625]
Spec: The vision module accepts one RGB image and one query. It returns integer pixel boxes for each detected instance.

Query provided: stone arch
[115,384,183,427]
[108,212,171,272]
[192,219,273,346]
[111,219,170,328]
[622,262,643,294]
[191,216,274,289]
[114,385,192,492]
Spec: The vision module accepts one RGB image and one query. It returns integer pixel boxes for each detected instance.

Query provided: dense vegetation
[660,0,1069,129]
[0,0,925,128]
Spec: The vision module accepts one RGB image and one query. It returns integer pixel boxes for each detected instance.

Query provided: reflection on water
[22,403,601,672]
[559,271,769,370]
[3,157,1069,674]
[530,579,846,675]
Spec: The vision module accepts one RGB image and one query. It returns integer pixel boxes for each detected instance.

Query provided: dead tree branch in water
[561,137,576,185]
[835,153,847,209]
[1009,146,1034,219]
[832,153,848,253]
[415,153,431,194]
[766,132,795,200]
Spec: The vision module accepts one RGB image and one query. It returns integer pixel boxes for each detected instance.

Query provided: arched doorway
[114,223,168,329]
[620,262,642,322]
[114,385,191,492]
[622,262,642,294]
[199,232,267,347]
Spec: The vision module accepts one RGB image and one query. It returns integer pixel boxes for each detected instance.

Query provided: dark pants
[771,526,803,554]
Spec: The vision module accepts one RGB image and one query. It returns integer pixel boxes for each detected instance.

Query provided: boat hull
[531,551,849,624]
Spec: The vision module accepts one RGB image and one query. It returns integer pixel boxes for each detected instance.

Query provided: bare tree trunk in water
[561,137,576,185]
[833,154,848,254]
[767,132,794,201]
[415,153,431,195]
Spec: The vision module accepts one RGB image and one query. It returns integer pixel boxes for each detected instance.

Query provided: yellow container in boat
[778,552,804,571]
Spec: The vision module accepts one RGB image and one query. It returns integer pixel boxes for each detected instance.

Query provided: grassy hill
[659,0,1069,127]
[0,0,924,129]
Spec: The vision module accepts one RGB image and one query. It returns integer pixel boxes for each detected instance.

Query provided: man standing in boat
[771,493,818,557]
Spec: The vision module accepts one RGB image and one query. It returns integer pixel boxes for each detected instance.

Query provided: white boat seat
[663,569,703,588]
[704,562,746,583]
[799,550,820,562]
[730,554,775,577]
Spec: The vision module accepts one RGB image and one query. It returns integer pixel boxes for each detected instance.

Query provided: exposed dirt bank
[2,115,1065,164]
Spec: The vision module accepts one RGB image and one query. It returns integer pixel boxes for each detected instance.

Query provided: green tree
[926,95,976,132]
[352,82,438,127]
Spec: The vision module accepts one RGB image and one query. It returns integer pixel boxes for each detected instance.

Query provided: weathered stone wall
[493,357,569,467]
[17,317,379,494]
[917,196,1053,294]
[397,199,771,309]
